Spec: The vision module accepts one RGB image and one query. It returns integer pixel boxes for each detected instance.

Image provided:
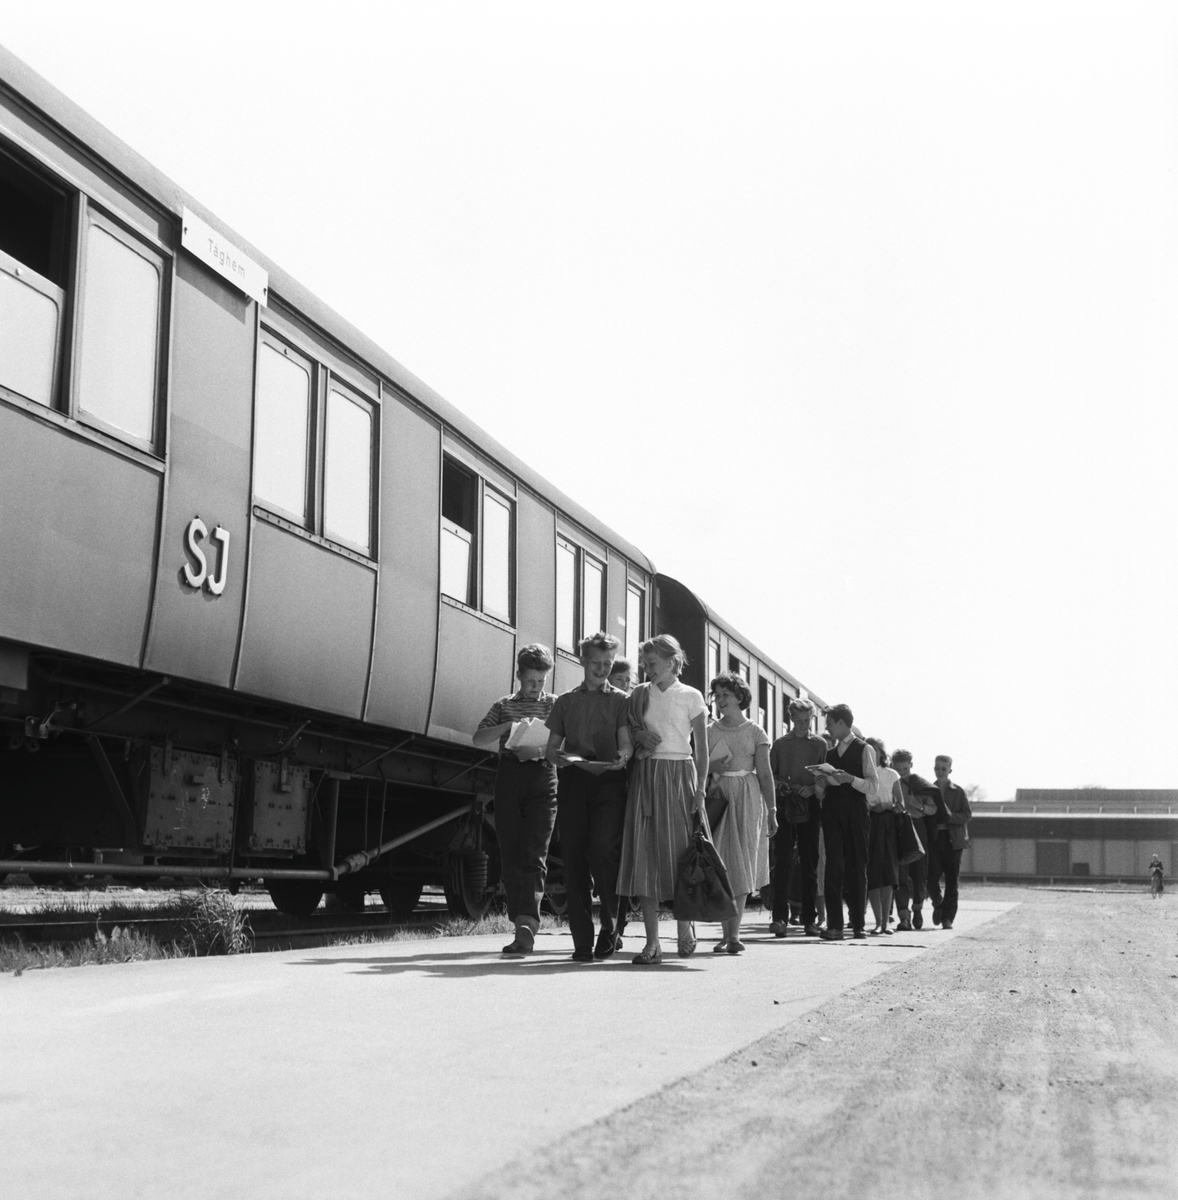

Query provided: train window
[324,385,373,553]
[556,538,577,651]
[625,584,645,665]
[0,152,69,411]
[482,488,513,623]
[582,554,605,640]
[441,455,515,622]
[759,678,774,734]
[441,459,477,606]
[76,216,163,444]
[710,638,721,681]
[255,338,312,521]
[729,654,748,681]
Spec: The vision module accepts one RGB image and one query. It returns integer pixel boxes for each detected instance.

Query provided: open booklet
[503,717,552,751]
[805,762,840,777]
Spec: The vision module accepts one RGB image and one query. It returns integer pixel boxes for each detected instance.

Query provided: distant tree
[964,783,988,804]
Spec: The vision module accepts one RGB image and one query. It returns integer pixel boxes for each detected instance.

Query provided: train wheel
[378,878,423,919]
[443,851,492,920]
[265,877,325,917]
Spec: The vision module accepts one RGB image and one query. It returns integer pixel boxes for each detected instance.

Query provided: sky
[3,1,1176,801]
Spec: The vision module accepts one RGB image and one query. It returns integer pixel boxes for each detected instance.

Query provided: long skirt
[710,774,769,896]
[617,758,697,901]
[867,809,899,889]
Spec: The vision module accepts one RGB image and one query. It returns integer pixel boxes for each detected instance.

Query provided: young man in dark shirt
[928,754,972,929]
[545,632,633,962]
[768,698,828,937]
[891,749,938,930]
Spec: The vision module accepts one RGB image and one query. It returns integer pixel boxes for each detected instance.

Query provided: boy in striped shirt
[473,644,558,955]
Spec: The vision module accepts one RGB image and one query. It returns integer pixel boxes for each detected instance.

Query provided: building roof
[1001,789,1177,814]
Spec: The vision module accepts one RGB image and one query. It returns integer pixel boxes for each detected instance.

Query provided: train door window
[441,454,515,622]
[324,383,373,553]
[255,337,312,521]
[556,538,577,652]
[759,678,774,734]
[482,487,513,623]
[441,458,478,606]
[75,213,164,445]
[0,149,69,410]
[625,583,645,665]
[582,554,605,640]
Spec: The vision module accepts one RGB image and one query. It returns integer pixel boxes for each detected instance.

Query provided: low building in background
[962,790,1177,883]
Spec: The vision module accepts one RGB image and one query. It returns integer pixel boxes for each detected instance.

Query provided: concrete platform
[1,900,1015,1199]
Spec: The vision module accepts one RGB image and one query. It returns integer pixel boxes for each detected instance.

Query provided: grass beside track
[0,881,570,974]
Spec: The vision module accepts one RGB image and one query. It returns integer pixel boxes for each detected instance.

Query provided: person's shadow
[287,947,699,978]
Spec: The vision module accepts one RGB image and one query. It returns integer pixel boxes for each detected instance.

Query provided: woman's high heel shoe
[632,943,663,965]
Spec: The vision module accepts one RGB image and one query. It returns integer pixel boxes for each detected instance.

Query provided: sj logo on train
[181,517,231,596]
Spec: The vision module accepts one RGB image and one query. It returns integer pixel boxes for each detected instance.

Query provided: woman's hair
[578,630,620,658]
[516,643,553,673]
[865,736,889,768]
[709,672,752,710]
[640,634,687,675]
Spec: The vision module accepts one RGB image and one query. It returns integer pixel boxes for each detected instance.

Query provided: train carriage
[0,46,828,916]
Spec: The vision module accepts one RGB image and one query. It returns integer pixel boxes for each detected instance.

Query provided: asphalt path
[458,887,1178,1200]
[1,895,1014,1199]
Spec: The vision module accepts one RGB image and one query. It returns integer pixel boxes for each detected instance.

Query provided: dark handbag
[672,812,738,923]
[776,781,810,825]
[897,813,925,865]
[704,781,729,832]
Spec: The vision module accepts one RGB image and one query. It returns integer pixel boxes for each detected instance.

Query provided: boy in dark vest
[818,703,879,941]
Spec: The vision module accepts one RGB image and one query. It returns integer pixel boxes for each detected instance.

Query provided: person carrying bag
[673,810,738,926]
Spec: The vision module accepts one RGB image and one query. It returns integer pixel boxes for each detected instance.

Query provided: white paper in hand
[504,717,551,751]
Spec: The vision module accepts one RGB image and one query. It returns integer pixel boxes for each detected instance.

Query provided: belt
[720,770,752,777]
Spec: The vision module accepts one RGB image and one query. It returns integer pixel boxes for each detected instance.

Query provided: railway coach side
[0,47,662,913]
[0,47,830,921]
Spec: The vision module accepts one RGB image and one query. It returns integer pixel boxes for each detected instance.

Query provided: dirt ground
[454,887,1178,1200]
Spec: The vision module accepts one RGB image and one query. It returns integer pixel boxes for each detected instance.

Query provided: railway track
[0,892,460,952]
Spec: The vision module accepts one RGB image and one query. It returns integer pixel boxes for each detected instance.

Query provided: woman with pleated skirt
[705,672,777,954]
[618,635,710,964]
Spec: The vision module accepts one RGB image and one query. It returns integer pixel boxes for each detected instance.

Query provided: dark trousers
[493,757,558,932]
[772,802,821,926]
[896,854,927,917]
[821,795,870,932]
[927,829,962,923]
[556,768,627,953]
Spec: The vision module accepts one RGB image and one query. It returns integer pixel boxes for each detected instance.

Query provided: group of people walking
[474,632,972,963]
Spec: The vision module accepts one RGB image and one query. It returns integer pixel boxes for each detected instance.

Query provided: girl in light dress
[865,736,904,934]
[705,673,777,954]
[617,635,710,964]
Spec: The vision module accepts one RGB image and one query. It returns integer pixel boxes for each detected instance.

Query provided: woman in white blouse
[618,635,710,963]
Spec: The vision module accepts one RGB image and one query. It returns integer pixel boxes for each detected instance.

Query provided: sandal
[632,944,663,965]
[678,933,697,957]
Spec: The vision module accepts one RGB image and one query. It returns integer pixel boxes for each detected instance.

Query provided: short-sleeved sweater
[477,691,557,753]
